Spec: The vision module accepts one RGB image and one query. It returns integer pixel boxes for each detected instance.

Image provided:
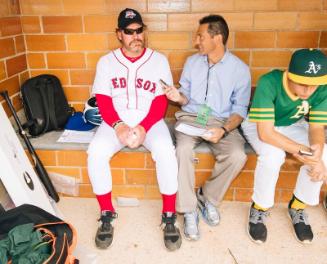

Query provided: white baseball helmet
[83,97,102,126]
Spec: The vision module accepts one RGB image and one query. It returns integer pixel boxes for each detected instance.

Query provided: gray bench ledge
[13,114,252,154]
[17,112,327,154]
[27,130,255,154]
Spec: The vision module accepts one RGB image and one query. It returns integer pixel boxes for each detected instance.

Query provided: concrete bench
[24,118,327,203]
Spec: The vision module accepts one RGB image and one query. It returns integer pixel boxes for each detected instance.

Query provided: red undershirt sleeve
[139,95,168,132]
[95,94,121,127]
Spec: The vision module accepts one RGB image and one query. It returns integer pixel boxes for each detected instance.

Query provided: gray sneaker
[248,205,268,244]
[288,208,313,244]
[183,211,200,241]
[196,188,220,226]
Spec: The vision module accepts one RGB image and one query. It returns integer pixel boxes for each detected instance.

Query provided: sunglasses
[123,27,144,35]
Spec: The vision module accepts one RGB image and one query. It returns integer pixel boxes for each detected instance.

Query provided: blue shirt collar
[202,49,230,65]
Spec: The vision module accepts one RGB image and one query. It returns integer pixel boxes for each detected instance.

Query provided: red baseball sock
[96,192,115,212]
[162,193,176,213]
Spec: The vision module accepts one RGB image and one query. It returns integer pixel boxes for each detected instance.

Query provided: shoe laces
[290,209,309,225]
[162,212,176,223]
[161,212,178,229]
[250,208,268,224]
[98,211,117,224]
[197,189,218,219]
[184,211,198,229]
[205,200,219,219]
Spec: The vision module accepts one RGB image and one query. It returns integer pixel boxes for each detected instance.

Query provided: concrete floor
[57,198,327,264]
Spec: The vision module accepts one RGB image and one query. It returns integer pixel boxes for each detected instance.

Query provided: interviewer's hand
[202,127,225,143]
[163,85,182,103]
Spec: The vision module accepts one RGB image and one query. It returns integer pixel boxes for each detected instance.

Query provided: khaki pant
[175,111,247,213]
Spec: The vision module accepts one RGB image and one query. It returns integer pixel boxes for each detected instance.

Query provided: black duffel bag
[0,204,79,264]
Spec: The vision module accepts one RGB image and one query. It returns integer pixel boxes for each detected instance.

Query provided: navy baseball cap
[118,8,144,29]
[64,112,96,131]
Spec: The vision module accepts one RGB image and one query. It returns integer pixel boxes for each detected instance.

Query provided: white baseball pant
[87,119,178,195]
[242,118,326,208]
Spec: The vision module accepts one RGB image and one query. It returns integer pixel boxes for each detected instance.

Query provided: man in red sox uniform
[87,8,181,251]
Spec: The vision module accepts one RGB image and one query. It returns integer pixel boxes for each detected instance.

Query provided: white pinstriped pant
[87,119,178,195]
[242,118,326,208]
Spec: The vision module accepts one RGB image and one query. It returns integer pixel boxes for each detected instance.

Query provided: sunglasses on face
[123,27,144,35]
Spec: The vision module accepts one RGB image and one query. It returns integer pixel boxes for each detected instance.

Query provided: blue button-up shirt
[179,50,251,119]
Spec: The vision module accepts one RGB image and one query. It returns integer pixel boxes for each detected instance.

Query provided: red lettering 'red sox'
[111,77,156,93]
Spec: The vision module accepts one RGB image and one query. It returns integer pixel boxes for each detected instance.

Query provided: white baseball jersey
[88,48,178,196]
[92,48,173,127]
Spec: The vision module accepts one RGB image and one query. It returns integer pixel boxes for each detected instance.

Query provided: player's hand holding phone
[295,144,326,181]
[295,144,320,165]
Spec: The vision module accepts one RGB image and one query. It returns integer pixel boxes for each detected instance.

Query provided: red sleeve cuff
[95,94,121,127]
[139,95,168,132]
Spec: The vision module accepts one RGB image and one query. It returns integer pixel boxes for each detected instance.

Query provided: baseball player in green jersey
[241,48,327,244]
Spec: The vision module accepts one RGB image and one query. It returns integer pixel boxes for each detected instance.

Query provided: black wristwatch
[221,126,229,138]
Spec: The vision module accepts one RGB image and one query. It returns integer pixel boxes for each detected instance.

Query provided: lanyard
[205,58,215,103]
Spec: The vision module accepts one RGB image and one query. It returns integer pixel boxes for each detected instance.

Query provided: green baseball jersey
[248,70,327,126]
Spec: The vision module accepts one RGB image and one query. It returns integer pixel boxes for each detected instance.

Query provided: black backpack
[21,74,73,137]
[0,204,78,264]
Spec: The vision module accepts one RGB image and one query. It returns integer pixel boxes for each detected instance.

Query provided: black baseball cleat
[95,210,118,249]
[161,212,182,251]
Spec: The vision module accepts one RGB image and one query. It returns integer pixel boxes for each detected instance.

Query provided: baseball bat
[0,90,60,202]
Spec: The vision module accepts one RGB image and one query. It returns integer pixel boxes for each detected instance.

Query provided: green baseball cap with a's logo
[288,48,327,85]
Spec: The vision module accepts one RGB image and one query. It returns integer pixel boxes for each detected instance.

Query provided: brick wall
[7,0,325,116]
[37,149,327,201]
[0,0,28,116]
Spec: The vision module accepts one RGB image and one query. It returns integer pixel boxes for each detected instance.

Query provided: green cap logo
[305,61,321,74]
[288,49,327,86]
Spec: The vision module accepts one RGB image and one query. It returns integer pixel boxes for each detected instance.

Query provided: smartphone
[159,79,168,87]
[299,149,313,156]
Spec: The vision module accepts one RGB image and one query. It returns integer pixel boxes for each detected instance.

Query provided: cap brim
[119,21,144,29]
[288,72,327,86]
[64,113,96,131]
[65,123,96,131]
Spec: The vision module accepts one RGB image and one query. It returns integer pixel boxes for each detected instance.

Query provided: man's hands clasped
[115,123,146,149]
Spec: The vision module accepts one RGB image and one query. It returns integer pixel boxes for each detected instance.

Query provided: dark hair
[199,15,229,45]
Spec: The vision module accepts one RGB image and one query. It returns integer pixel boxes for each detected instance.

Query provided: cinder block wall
[36,149,327,202]
[0,0,27,116]
[1,0,326,115]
